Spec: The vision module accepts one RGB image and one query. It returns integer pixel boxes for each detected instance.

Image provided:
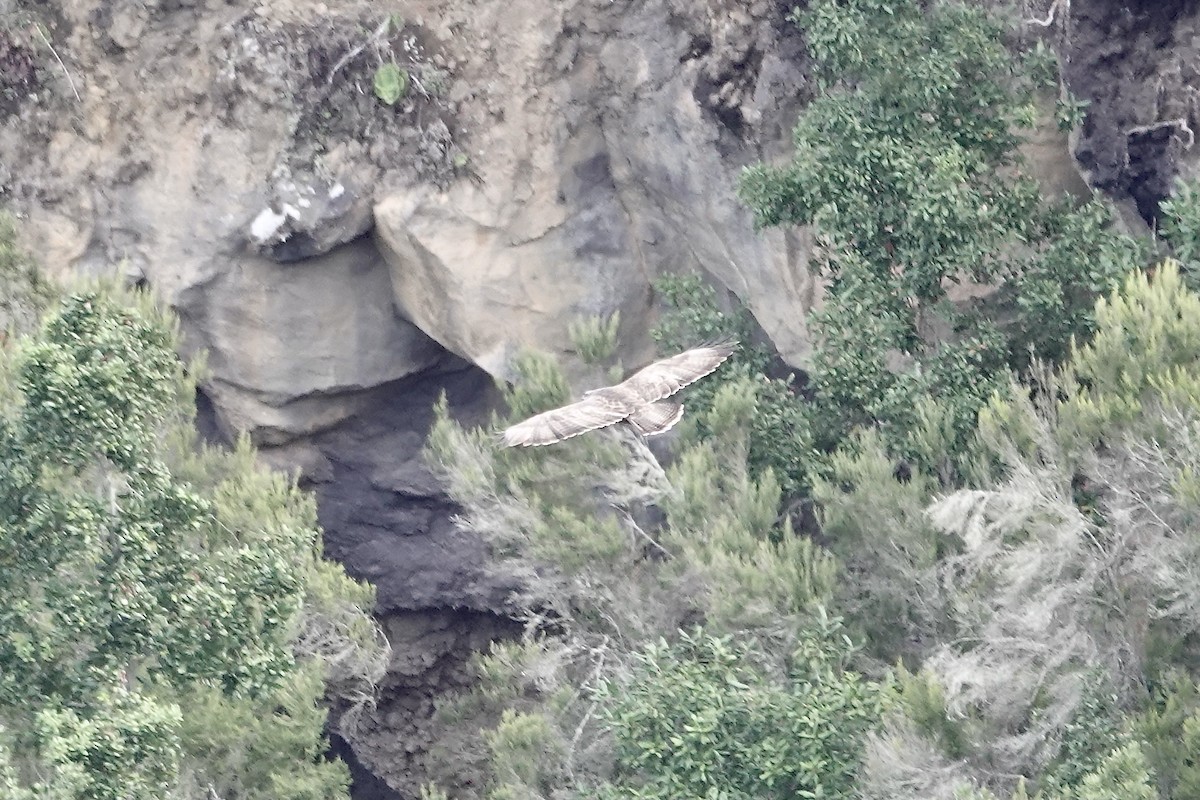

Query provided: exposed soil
[219,11,469,188]
[335,610,524,800]
[0,28,39,119]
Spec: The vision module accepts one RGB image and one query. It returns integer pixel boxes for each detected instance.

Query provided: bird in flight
[501,341,738,447]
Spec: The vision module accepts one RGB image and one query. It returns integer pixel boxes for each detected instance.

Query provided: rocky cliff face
[1065,0,1200,227]
[2,0,820,428]
[2,0,1197,796]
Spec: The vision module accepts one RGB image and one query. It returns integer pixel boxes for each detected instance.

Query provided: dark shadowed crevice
[197,360,522,799]
[294,362,527,798]
[328,733,404,800]
[193,386,226,447]
[1064,0,1200,226]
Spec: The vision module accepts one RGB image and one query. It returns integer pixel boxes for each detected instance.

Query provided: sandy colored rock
[374,0,822,374]
[178,238,445,442]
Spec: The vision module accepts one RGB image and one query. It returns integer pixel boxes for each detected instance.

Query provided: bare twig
[1025,0,1068,28]
[1125,117,1196,150]
[613,505,672,559]
[563,639,612,780]
[326,16,392,86]
[33,23,81,102]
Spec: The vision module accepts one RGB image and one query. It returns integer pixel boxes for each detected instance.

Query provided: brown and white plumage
[501,341,738,447]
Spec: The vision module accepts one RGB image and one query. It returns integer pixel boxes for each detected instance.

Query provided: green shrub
[1052,744,1160,800]
[373,63,409,105]
[1133,672,1200,800]
[0,213,54,337]
[813,431,944,664]
[739,0,1140,474]
[0,288,380,798]
[594,620,884,800]
[1060,260,1200,444]
[1040,672,1126,793]
[173,663,351,800]
[654,274,815,497]
[1159,176,1200,278]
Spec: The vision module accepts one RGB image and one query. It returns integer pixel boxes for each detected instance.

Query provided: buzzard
[501,341,738,447]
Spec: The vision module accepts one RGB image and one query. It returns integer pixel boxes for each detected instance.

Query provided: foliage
[0,213,55,338]
[1061,260,1200,444]
[654,274,815,497]
[811,430,944,663]
[427,340,832,639]
[853,264,1200,797]
[497,350,573,425]
[653,274,761,351]
[1006,200,1145,365]
[1133,672,1200,800]
[592,620,884,800]
[425,340,839,799]
[31,687,181,800]
[661,376,836,630]
[373,62,409,105]
[893,665,969,761]
[1054,93,1091,134]
[917,445,1138,779]
[1159,175,1200,281]
[744,0,1037,283]
[172,662,350,800]
[484,709,565,800]
[0,288,382,799]
[16,291,182,471]
[1040,672,1126,793]
[416,0,1200,790]
[805,284,1011,473]
[426,635,592,800]
[738,0,1140,472]
[0,295,295,704]
[1050,744,1160,800]
[569,312,621,367]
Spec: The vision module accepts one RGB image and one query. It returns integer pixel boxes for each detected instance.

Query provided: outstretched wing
[619,341,738,403]
[501,393,632,447]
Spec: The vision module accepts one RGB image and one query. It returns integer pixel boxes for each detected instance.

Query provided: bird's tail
[627,400,685,436]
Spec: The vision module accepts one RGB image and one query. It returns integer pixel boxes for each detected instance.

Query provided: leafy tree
[0,289,382,799]
[593,619,884,800]
[739,0,1141,471]
[1007,201,1145,364]
[1159,175,1200,289]
[742,0,1037,297]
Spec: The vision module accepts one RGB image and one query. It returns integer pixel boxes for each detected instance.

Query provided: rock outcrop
[373,0,821,377]
[1,0,1188,796]
[0,3,825,793]
[1064,0,1200,226]
[4,0,822,427]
